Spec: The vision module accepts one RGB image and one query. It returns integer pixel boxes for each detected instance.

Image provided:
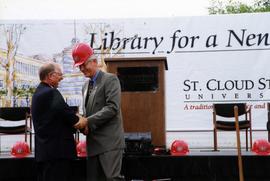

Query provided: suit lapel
[83,81,89,115]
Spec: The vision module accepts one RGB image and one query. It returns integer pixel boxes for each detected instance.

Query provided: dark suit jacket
[82,71,125,157]
[31,82,79,162]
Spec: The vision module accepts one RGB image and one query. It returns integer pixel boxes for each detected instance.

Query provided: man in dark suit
[72,43,125,181]
[31,62,86,181]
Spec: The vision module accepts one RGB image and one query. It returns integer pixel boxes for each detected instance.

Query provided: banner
[0,12,270,131]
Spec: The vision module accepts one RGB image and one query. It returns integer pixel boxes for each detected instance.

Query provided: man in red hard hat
[72,43,125,181]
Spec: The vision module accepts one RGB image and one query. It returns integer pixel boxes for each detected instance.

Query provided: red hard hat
[76,140,87,157]
[252,139,270,155]
[11,141,30,158]
[170,140,189,156]
[72,43,95,67]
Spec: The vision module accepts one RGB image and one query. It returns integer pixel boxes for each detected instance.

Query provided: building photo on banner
[0,0,270,152]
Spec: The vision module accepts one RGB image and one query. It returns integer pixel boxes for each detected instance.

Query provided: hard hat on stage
[11,141,30,158]
[76,140,87,157]
[252,139,270,155]
[170,140,189,156]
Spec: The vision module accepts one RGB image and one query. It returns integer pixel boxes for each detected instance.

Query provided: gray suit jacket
[82,71,125,156]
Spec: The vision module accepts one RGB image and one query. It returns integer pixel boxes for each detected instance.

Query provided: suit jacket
[83,71,125,156]
[31,82,79,162]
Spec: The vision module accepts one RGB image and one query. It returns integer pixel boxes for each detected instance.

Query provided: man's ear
[93,59,98,63]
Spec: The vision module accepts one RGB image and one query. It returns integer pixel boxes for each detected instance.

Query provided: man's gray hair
[39,62,58,81]
[87,54,97,62]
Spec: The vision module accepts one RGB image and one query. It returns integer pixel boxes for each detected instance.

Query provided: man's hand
[74,114,88,129]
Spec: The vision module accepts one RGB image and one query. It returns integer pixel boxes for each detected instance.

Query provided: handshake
[74,114,89,135]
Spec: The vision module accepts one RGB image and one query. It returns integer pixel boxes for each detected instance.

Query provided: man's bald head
[39,62,60,81]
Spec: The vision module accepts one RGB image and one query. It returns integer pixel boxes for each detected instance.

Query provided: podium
[105,57,168,146]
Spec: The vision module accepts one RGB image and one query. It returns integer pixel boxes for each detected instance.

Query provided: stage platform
[0,150,270,181]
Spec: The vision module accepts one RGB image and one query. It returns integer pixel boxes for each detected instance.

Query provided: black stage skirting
[0,151,270,181]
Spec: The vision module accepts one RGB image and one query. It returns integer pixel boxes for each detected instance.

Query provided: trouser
[87,149,125,181]
[36,159,72,181]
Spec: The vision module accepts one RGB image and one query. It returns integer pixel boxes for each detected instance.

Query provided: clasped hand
[74,114,88,135]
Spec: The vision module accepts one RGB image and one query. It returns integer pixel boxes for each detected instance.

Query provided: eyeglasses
[52,71,63,77]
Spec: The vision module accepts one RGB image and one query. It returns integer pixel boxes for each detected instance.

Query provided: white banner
[1,13,270,131]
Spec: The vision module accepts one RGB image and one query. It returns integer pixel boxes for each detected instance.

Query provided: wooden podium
[105,57,168,146]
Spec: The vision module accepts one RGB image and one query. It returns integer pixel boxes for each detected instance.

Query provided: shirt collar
[41,81,54,88]
[91,70,100,84]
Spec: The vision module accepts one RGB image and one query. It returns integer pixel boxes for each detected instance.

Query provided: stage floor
[0,150,269,181]
[0,149,261,157]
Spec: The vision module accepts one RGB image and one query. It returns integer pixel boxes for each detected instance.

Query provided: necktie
[85,80,94,107]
